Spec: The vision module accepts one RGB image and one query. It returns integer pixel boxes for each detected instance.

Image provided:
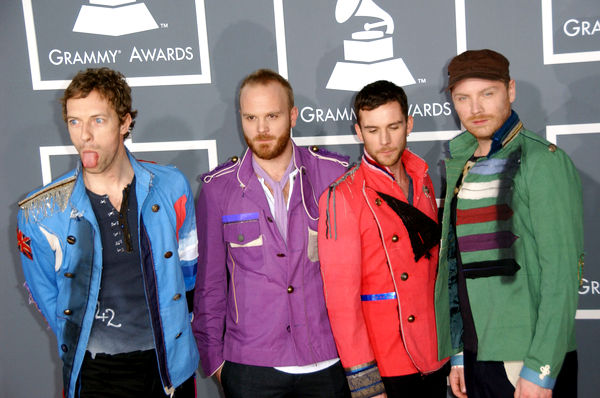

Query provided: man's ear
[354,123,364,143]
[120,113,132,137]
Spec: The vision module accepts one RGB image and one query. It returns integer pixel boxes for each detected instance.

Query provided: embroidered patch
[539,364,550,380]
[17,228,33,260]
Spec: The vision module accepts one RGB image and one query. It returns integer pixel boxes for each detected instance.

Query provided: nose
[470,98,483,114]
[256,117,269,134]
[380,130,391,146]
[80,120,93,142]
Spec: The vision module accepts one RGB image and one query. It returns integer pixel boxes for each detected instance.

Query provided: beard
[371,147,402,168]
[244,127,291,160]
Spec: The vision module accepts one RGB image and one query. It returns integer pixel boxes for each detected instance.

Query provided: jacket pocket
[223,218,264,269]
[307,227,319,262]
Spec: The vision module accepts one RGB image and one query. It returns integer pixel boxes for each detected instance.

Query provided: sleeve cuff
[519,365,556,389]
[344,361,385,398]
[451,352,464,366]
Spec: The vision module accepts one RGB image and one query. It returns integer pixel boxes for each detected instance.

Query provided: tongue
[81,151,99,168]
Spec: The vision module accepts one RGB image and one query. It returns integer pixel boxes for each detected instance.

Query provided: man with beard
[318,80,449,398]
[16,68,199,397]
[193,69,350,397]
[435,49,583,398]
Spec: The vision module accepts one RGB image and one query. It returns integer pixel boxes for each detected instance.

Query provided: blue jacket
[17,151,200,398]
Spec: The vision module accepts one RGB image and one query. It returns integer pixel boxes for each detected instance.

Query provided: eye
[245,115,256,121]
[68,119,79,126]
[95,117,104,124]
[267,113,278,120]
[454,96,466,102]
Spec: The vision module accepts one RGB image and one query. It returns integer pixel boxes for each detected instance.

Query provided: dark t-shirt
[86,178,154,356]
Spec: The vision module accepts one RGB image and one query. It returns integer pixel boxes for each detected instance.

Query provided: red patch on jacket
[174,195,187,240]
[17,228,33,260]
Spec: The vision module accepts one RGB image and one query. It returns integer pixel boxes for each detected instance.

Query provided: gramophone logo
[327,0,415,91]
[73,0,159,37]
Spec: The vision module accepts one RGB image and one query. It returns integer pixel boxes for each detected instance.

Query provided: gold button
[152,204,160,212]
[63,309,72,316]
[407,315,415,322]
[277,253,286,258]
[164,251,173,258]
[391,235,399,242]
[401,272,408,281]
[66,236,76,244]
[548,144,557,152]
[238,234,244,242]
[175,332,182,339]
[173,293,181,301]
[64,272,75,278]
[375,198,382,206]
[231,156,239,163]
[311,145,319,152]
[287,286,294,293]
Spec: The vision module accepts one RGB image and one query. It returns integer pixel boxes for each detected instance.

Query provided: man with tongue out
[17,68,199,398]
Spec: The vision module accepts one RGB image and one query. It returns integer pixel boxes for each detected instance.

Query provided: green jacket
[435,124,584,387]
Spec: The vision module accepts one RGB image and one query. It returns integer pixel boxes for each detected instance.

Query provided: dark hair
[61,68,137,138]
[354,80,409,124]
[239,68,294,109]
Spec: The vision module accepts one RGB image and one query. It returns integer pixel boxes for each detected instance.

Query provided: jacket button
[175,332,182,339]
[164,251,173,258]
[391,235,399,242]
[152,204,160,212]
[231,156,239,163]
[173,293,181,301]
[61,344,68,353]
[311,145,319,152]
[407,315,415,322]
[548,144,557,152]
[238,234,244,242]
[287,285,294,293]
[375,198,382,206]
[66,236,76,244]
[277,253,286,257]
[401,272,409,281]
[267,216,273,223]
[63,309,72,316]
[64,272,75,278]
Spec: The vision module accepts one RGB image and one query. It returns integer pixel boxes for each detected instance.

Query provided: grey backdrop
[1,1,598,396]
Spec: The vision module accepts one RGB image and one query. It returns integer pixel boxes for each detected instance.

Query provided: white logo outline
[21,0,211,90]
[541,0,600,65]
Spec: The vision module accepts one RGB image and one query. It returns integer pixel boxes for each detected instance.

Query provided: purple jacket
[193,143,349,376]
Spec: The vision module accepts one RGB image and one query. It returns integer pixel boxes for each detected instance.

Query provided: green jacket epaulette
[520,129,559,153]
[18,175,77,222]
[201,156,241,184]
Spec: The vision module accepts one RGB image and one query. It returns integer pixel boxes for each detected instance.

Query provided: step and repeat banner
[1,0,598,396]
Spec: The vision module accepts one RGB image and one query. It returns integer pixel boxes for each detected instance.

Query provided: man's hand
[449,366,467,397]
[514,377,552,398]
[213,363,224,384]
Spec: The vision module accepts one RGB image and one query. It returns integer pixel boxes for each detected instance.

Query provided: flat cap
[446,49,510,90]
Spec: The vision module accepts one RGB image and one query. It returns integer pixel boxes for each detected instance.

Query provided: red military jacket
[318,150,448,377]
